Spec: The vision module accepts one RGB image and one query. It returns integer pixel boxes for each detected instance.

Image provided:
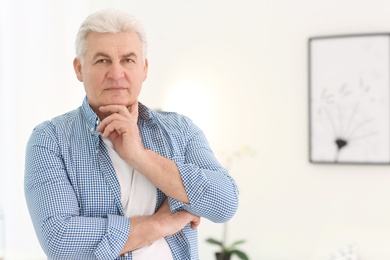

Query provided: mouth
[105,87,127,91]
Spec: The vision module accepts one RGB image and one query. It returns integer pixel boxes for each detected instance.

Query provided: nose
[107,63,125,81]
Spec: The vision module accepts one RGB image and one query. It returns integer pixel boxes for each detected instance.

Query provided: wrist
[122,215,160,253]
[125,148,150,172]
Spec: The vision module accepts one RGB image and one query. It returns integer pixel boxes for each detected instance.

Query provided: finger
[159,198,170,213]
[96,113,127,133]
[96,117,109,133]
[190,216,201,229]
[102,125,120,140]
[128,101,138,118]
[158,198,169,209]
[100,121,128,137]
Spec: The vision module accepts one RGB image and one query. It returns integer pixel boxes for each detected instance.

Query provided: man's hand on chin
[96,101,145,164]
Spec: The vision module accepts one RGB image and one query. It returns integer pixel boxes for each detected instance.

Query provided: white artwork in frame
[309,34,390,164]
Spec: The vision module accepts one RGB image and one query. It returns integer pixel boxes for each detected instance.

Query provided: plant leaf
[230,249,249,260]
[230,240,246,247]
[206,238,223,247]
[225,239,246,251]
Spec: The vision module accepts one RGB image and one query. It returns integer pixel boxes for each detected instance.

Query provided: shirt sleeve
[24,123,129,260]
[167,117,239,223]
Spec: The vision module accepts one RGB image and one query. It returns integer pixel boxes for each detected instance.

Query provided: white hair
[75,9,147,63]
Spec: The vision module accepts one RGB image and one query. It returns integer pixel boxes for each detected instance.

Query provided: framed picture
[309,33,390,164]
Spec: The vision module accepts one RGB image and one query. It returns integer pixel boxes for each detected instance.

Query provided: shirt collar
[81,97,153,131]
[138,102,152,121]
[81,97,99,131]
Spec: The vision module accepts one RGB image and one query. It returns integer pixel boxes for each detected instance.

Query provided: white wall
[2,0,390,259]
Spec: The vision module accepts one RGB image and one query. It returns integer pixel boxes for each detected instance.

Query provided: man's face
[74,31,148,114]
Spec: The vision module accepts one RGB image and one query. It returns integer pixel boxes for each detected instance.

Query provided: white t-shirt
[103,138,173,260]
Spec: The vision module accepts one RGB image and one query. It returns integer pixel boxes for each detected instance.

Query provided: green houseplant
[206,222,249,260]
[206,236,248,260]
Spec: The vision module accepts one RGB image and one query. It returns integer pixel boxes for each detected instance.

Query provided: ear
[142,59,149,82]
[73,58,84,82]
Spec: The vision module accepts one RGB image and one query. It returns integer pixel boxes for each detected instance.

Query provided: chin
[106,97,133,107]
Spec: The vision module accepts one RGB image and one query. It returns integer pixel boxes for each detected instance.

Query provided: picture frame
[309,33,390,164]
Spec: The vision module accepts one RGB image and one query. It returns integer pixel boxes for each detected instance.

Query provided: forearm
[131,149,189,203]
[120,216,157,254]
[120,200,200,255]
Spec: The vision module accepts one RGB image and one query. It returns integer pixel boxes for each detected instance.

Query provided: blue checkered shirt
[24,97,239,260]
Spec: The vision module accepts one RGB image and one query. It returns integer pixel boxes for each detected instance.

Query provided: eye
[96,59,109,64]
[123,58,135,63]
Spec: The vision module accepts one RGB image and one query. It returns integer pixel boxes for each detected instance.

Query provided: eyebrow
[122,52,138,59]
[92,52,110,60]
[92,52,138,60]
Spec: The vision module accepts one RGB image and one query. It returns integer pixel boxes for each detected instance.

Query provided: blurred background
[2,0,390,259]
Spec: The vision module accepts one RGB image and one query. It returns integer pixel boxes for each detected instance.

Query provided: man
[25,9,239,260]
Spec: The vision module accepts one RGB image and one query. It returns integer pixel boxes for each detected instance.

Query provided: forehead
[84,31,142,56]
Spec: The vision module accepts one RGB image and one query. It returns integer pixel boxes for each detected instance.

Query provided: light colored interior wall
[2,0,390,259]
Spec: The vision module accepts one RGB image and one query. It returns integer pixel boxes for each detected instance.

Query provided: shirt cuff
[94,214,130,260]
[168,162,209,212]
